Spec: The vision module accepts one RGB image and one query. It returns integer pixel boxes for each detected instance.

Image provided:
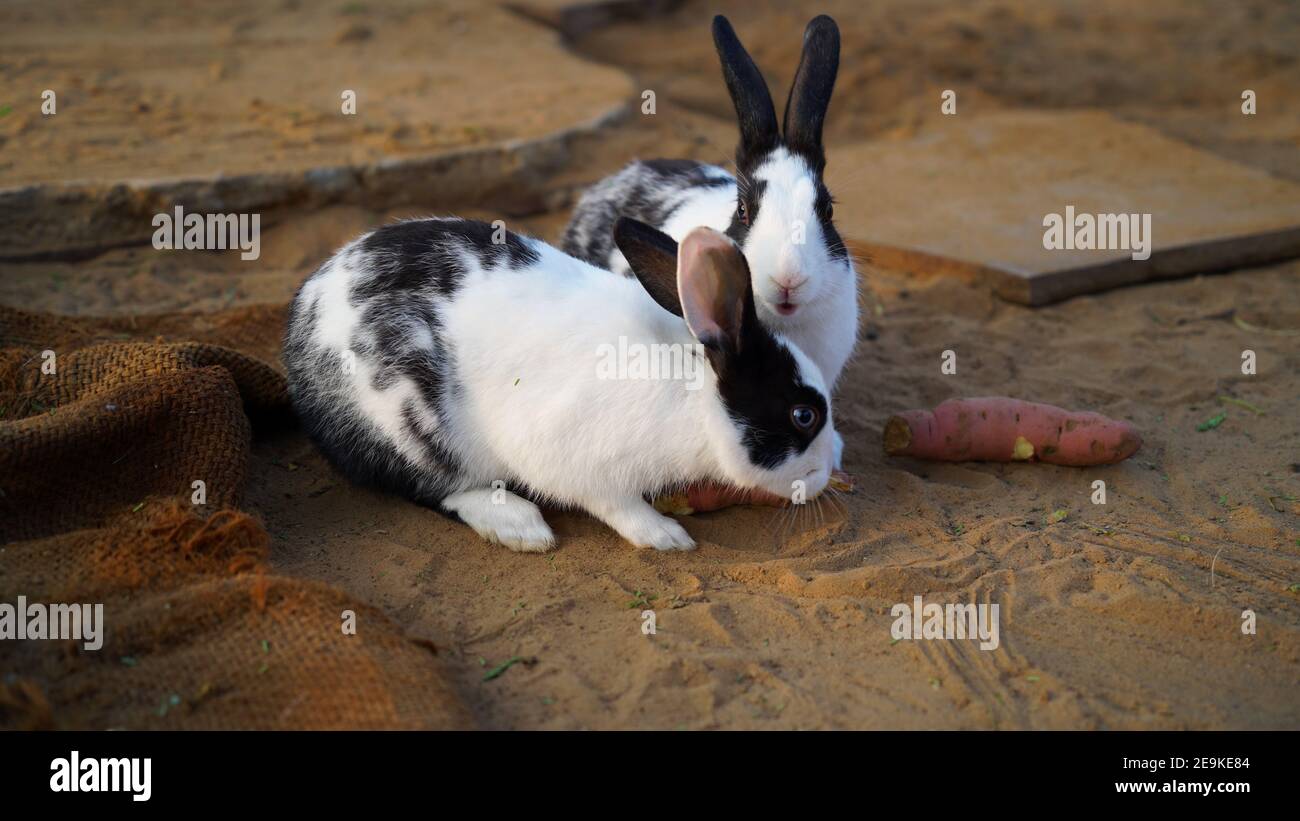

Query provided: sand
[0,0,630,185]
[1,0,1298,728]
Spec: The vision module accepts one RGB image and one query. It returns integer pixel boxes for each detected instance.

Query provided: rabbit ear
[676,227,756,356]
[712,15,779,165]
[614,217,682,317]
[782,15,840,170]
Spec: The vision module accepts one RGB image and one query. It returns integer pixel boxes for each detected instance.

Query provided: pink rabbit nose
[773,274,807,314]
[773,274,806,316]
[773,273,808,293]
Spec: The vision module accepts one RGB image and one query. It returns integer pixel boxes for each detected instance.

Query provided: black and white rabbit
[562,15,858,402]
[284,217,837,552]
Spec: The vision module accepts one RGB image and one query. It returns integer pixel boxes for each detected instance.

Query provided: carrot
[883,397,1141,466]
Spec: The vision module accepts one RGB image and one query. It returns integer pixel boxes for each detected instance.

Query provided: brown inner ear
[677,229,751,352]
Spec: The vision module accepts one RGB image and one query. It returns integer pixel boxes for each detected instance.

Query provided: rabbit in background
[562,15,859,427]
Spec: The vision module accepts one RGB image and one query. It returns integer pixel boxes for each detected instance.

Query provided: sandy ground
[0,0,630,185]
[2,0,1298,728]
[246,262,1300,730]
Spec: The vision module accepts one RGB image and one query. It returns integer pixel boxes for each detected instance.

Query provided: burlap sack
[0,304,472,729]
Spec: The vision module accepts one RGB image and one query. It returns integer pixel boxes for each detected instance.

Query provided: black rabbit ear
[712,15,779,169]
[783,15,840,171]
[613,217,682,317]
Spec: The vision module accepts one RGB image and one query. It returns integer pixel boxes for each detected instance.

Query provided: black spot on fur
[400,399,461,476]
[285,345,458,509]
[354,295,448,403]
[706,296,828,469]
[815,184,847,261]
[353,218,539,303]
[724,177,766,248]
[561,161,734,270]
[641,159,735,189]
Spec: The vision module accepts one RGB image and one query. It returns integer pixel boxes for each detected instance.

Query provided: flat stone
[829,110,1300,305]
[0,0,634,258]
[507,0,683,37]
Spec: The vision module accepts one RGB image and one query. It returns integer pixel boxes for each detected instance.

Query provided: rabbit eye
[791,405,818,431]
[736,201,749,226]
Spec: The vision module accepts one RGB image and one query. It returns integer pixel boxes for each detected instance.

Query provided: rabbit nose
[772,273,808,292]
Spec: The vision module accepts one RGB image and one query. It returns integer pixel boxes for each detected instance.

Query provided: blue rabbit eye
[791,405,818,430]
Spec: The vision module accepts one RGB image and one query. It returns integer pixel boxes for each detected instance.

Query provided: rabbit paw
[443,488,556,553]
[599,500,697,551]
